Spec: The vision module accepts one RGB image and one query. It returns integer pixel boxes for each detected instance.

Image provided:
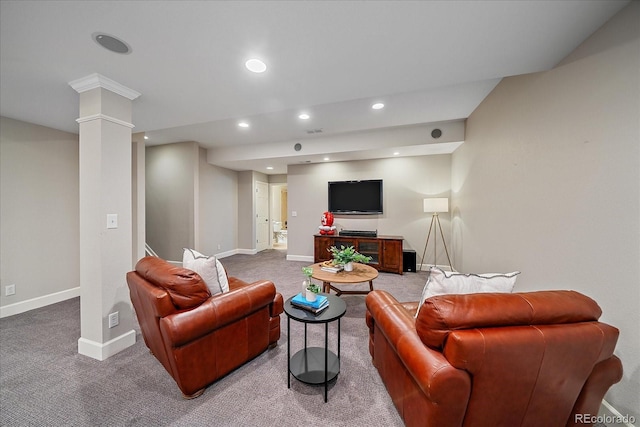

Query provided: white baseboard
[215,249,239,259]
[0,286,81,318]
[418,263,455,272]
[287,254,314,262]
[236,248,258,255]
[78,329,136,361]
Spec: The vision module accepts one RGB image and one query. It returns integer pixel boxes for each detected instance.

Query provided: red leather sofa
[365,290,622,427]
[126,256,283,398]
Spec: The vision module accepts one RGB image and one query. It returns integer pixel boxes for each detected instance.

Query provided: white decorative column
[69,73,140,360]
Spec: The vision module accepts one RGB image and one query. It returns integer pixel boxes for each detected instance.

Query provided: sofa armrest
[160,280,277,347]
[366,290,471,405]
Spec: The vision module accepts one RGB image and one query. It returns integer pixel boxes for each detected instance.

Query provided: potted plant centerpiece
[328,245,372,272]
[302,266,321,301]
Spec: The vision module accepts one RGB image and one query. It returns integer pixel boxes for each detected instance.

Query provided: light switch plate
[106,214,118,229]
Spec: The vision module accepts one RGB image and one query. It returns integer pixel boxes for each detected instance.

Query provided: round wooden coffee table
[310,262,379,296]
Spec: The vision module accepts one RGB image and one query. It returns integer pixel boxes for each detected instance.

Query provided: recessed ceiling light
[266,166,274,170]
[238,122,249,128]
[324,157,330,161]
[143,136,149,140]
[393,152,400,156]
[245,58,267,73]
[372,103,385,110]
[298,113,310,120]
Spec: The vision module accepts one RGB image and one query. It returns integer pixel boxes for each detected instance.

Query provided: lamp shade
[423,198,448,213]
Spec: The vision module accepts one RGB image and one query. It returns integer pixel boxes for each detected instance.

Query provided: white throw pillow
[182,248,229,295]
[416,267,520,318]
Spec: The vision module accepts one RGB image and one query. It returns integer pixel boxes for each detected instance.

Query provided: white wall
[0,117,80,314]
[286,155,452,264]
[451,2,639,418]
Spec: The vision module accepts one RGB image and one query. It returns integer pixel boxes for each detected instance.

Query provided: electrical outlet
[108,312,119,328]
[5,284,15,296]
[217,244,221,250]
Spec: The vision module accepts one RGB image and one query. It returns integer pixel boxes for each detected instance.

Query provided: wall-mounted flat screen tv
[328,179,383,214]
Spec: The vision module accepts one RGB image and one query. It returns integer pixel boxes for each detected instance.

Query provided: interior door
[255,181,269,252]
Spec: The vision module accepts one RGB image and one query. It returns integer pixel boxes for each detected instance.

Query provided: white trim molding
[0,287,80,318]
[78,330,136,361]
[69,73,141,100]
[237,248,259,256]
[76,113,135,129]
[419,263,456,272]
[286,254,314,263]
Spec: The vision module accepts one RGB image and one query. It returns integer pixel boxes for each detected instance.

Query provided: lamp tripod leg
[435,215,453,271]
[420,214,436,271]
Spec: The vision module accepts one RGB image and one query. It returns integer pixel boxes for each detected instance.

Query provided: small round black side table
[284,293,347,403]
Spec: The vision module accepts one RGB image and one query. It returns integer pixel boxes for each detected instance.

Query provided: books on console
[291,293,329,314]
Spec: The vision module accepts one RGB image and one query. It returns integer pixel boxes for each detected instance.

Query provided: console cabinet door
[381,239,402,273]
[314,236,333,263]
[357,239,380,266]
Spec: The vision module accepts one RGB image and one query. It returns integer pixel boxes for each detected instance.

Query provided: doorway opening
[270,184,288,250]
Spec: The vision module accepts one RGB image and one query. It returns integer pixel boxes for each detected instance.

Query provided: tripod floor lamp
[420,198,453,271]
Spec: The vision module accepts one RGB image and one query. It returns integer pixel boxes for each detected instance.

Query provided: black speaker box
[403,249,417,272]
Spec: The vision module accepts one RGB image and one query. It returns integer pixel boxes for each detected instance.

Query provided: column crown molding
[69,73,141,100]
[76,113,135,129]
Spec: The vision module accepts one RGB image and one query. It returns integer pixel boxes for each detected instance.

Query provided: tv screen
[328,180,383,214]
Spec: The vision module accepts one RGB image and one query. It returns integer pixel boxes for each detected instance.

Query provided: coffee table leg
[369,280,374,292]
[323,281,330,293]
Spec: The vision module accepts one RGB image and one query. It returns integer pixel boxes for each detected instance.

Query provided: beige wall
[451,2,639,417]
[145,142,241,261]
[0,117,79,312]
[198,147,239,255]
[145,141,199,261]
[286,155,453,264]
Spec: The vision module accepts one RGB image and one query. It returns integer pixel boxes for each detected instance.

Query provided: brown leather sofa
[126,256,283,398]
[365,290,622,427]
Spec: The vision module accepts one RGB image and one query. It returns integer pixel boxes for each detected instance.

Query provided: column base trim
[78,330,136,361]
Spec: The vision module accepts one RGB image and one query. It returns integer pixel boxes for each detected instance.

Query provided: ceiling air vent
[306,129,323,134]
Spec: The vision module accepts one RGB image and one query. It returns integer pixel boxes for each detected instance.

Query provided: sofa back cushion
[135,256,211,310]
[415,290,601,350]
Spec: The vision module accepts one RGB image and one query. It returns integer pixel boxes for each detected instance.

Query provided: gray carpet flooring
[0,249,428,426]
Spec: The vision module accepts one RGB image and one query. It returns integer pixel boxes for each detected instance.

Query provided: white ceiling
[0,0,629,174]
